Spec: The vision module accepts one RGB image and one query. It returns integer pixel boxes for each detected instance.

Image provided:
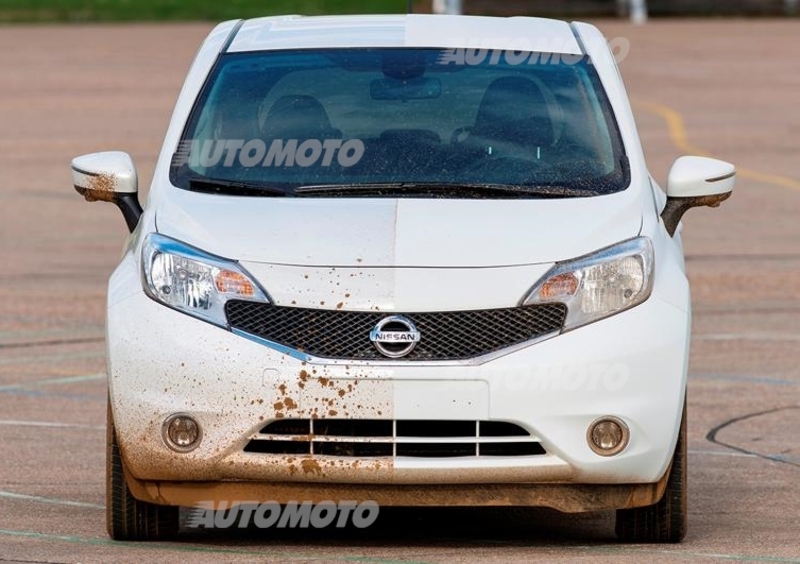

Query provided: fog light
[587,416,629,456]
[163,413,202,452]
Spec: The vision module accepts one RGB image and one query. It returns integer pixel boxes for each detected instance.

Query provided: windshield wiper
[189,178,288,197]
[294,182,597,198]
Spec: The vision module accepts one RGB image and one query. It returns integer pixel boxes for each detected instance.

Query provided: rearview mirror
[71,151,143,233]
[661,156,734,236]
[370,77,441,100]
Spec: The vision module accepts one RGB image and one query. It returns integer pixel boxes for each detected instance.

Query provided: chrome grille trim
[226,301,566,363]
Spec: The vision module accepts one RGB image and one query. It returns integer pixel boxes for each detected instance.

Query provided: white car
[72,14,733,543]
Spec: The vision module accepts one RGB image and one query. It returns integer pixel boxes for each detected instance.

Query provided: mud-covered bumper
[125,472,670,513]
[107,256,689,505]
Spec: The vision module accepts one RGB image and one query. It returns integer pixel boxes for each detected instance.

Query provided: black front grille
[226,301,566,361]
[243,419,546,458]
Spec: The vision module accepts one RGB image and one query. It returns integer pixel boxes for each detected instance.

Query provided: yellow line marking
[633,99,800,191]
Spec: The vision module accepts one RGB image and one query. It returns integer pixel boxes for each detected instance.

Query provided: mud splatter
[301,459,322,476]
[82,173,117,203]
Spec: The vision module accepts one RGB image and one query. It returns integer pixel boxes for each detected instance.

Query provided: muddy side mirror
[661,156,734,236]
[71,151,143,233]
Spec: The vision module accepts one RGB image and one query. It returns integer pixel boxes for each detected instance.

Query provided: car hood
[155,189,643,268]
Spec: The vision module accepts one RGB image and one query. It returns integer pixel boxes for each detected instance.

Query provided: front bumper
[125,471,669,513]
[107,253,690,507]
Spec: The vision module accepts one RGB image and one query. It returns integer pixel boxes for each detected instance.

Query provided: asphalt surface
[1,19,799,563]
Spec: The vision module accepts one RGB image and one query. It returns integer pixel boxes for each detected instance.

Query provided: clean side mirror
[71,151,143,233]
[661,156,734,236]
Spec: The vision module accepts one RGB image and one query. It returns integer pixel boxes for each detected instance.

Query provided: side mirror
[661,156,734,236]
[71,151,143,233]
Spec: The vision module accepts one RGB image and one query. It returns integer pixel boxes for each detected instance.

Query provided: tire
[107,400,180,540]
[615,401,687,543]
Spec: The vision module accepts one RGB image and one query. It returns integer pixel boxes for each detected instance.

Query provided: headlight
[523,237,654,330]
[142,233,268,326]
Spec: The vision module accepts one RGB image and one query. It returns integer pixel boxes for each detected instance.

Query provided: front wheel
[615,401,687,543]
[107,400,179,540]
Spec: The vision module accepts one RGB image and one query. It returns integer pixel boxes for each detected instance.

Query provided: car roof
[227,14,583,55]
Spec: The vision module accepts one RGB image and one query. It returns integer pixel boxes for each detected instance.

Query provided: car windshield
[170,48,629,197]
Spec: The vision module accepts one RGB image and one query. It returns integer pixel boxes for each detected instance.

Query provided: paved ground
[1,19,799,563]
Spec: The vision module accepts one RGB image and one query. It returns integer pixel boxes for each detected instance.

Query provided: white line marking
[0,490,104,509]
[0,373,104,392]
[695,333,800,342]
[0,326,104,341]
[0,419,103,430]
[688,449,758,458]
[0,351,104,366]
